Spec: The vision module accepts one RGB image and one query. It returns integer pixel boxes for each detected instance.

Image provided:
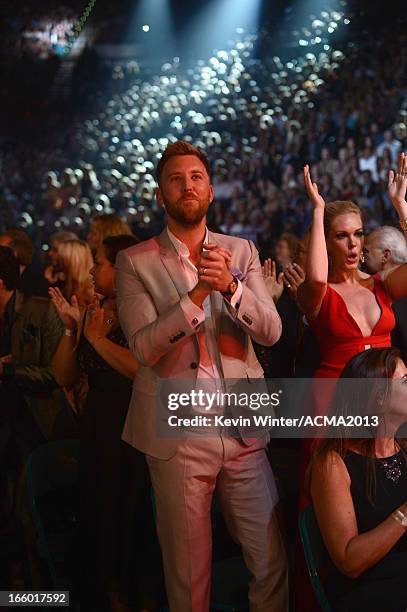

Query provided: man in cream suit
[116,141,288,611]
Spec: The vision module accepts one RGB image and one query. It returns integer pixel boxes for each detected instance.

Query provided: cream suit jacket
[116,229,281,458]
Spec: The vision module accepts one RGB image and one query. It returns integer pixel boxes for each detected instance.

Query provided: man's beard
[164,195,210,227]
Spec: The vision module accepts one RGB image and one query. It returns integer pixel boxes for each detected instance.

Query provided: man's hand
[198,244,233,292]
[188,244,233,308]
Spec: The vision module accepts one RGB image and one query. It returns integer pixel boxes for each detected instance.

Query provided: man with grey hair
[363,225,407,279]
[364,225,407,364]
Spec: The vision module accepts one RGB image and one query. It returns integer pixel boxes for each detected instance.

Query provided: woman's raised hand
[49,287,80,330]
[84,296,114,346]
[262,258,284,303]
[304,164,325,210]
[388,151,407,216]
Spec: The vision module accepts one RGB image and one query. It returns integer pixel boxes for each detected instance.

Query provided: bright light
[125,0,174,60]
[183,0,262,59]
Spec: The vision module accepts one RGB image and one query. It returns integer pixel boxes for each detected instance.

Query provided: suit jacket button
[192,318,198,326]
[190,362,198,369]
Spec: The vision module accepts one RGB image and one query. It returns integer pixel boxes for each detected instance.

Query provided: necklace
[380,454,402,483]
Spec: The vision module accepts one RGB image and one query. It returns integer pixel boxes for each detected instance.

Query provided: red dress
[309,276,395,379]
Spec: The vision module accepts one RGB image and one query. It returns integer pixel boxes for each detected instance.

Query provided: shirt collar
[166,226,209,258]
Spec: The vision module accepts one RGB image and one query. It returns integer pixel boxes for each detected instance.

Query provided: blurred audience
[0,245,76,522]
[274,233,299,271]
[0,229,49,298]
[2,7,407,257]
[86,215,133,256]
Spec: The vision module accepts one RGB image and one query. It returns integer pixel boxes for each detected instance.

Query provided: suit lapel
[158,229,192,298]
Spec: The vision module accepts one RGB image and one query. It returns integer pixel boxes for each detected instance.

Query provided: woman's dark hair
[2,229,33,266]
[0,245,20,290]
[309,347,406,503]
[102,234,139,265]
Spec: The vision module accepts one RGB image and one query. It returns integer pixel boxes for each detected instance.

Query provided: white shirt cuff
[180,294,205,330]
[226,278,243,310]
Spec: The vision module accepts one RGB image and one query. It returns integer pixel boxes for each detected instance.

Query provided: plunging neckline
[327,277,383,338]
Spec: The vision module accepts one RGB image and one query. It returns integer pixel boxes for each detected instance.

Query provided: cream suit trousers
[147,435,289,612]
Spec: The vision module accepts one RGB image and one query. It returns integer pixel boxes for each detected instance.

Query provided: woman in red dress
[295,153,407,610]
[298,153,407,380]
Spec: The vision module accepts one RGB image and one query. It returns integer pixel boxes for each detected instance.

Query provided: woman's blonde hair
[57,239,94,304]
[323,200,362,236]
[90,214,133,251]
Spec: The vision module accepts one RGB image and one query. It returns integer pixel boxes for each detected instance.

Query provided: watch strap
[221,276,238,297]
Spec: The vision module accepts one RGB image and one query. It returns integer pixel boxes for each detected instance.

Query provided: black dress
[327,450,407,612]
[77,327,156,609]
[254,288,320,379]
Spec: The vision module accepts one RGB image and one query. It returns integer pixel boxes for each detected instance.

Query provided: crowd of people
[0,142,406,612]
[2,4,79,59]
[2,6,407,263]
[0,2,407,611]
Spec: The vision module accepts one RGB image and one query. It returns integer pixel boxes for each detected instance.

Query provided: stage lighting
[182,0,262,60]
[125,0,174,62]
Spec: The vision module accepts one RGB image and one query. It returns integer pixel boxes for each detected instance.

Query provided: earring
[360,252,365,263]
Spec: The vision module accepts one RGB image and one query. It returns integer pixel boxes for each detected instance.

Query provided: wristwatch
[392,509,407,528]
[222,276,238,298]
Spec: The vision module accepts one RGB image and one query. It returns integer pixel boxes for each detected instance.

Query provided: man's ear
[0,278,4,292]
[209,184,214,205]
[382,248,391,263]
[156,187,165,209]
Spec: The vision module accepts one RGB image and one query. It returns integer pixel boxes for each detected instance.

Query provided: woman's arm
[311,452,407,579]
[296,165,328,318]
[385,152,407,300]
[84,301,139,380]
[49,287,81,387]
[89,337,139,380]
[384,263,407,301]
[52,332,80,388]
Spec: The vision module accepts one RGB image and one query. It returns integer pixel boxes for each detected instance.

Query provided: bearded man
[116,141,288,612]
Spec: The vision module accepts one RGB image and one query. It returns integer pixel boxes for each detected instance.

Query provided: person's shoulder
[20,294,51,311]
[357,271,378,288]
[311,449,350,483]
[18,294,58,321]
[117,236,160,259]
